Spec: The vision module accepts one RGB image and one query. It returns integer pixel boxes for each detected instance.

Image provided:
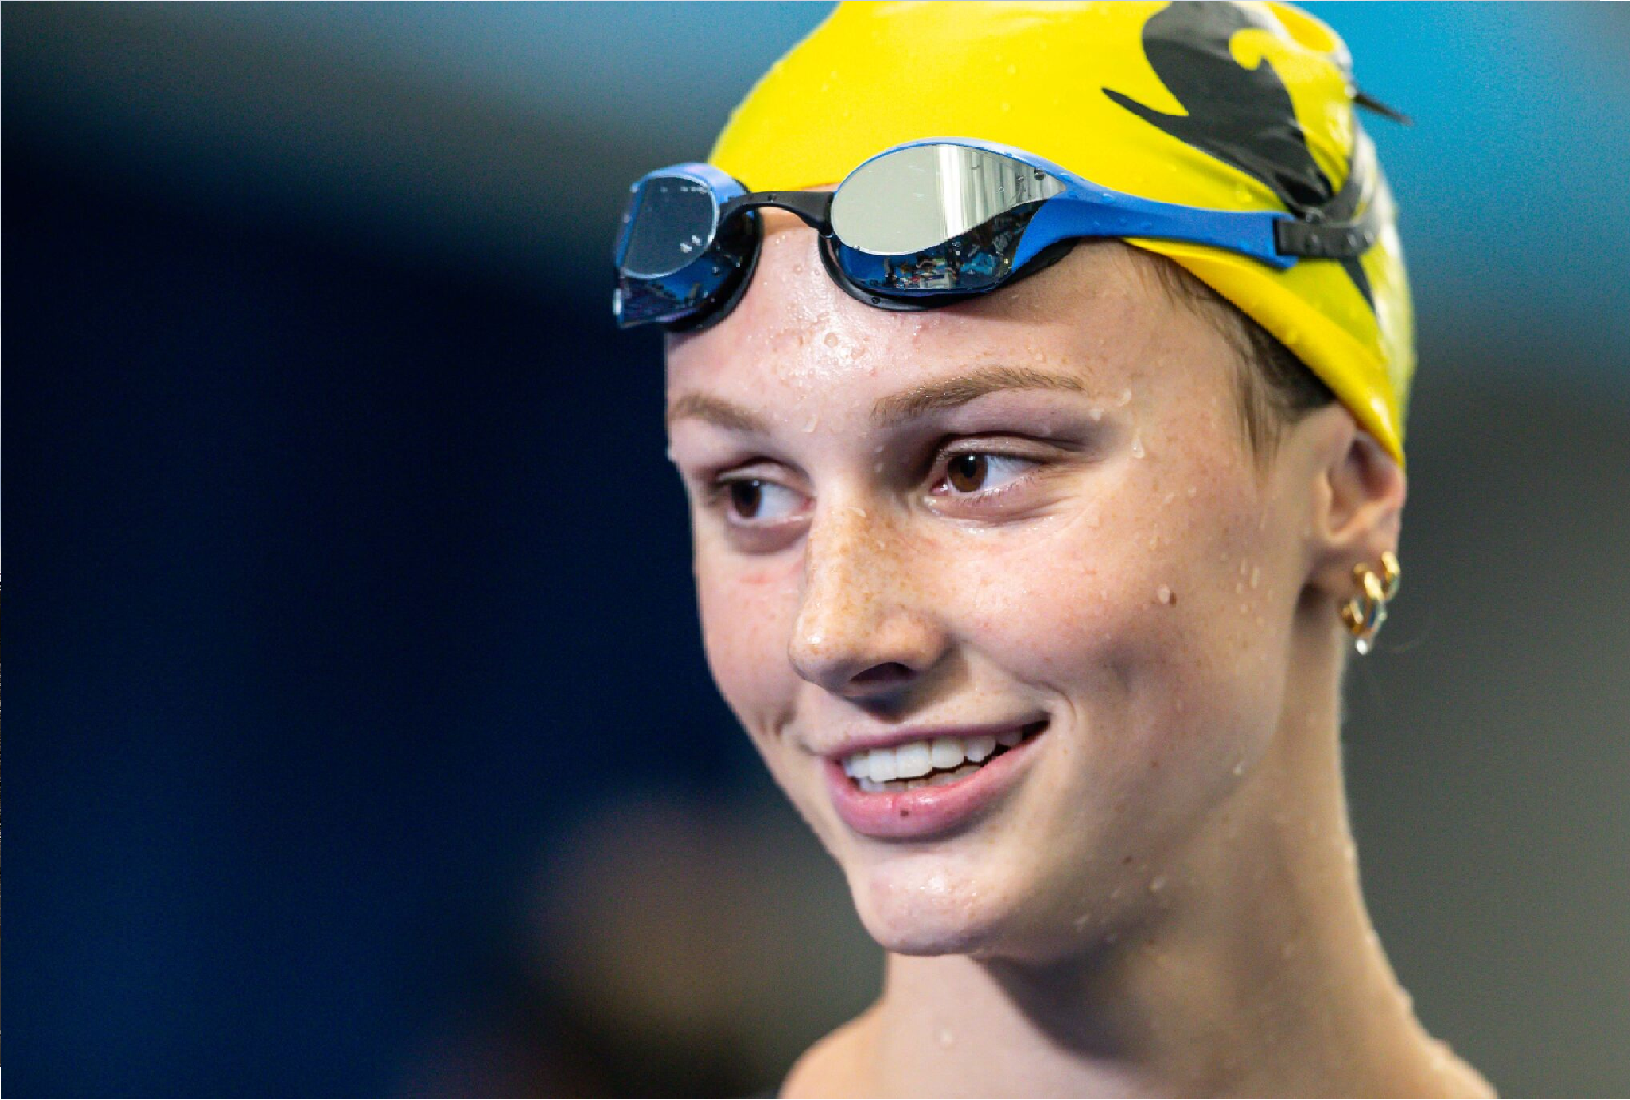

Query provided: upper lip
[820,718,1048,760]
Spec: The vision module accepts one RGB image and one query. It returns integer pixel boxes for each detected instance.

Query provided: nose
[788,501,950,698]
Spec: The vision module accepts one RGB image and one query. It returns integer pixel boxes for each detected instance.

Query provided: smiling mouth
[840,720,1048,794]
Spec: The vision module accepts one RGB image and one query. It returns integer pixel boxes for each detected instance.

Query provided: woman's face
[665,218,1318,960]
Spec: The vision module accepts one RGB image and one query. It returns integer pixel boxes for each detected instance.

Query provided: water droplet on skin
[1250,566,1261,589]
[1149,875,1167,893]
[1148,536,1158,550]
[803,415,819,432]
[1157,585,1175,605]
[1130,433,1145,459]
[1117,387,1133,407]
[823,332,840,348]
[937,1027,954,1048]
[851,506,867,519]
[1186,486,1198,498]
[1232,760,1245,776]
[1088,406,1105,422]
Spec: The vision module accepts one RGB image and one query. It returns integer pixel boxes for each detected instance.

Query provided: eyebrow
[665,364,1089,434]
[871,364,1089,425]
[665,392,770,434]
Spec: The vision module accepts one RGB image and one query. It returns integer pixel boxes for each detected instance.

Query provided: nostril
[852,661,916,685]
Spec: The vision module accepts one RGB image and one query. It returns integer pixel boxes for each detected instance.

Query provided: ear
[1299,406,1407,600]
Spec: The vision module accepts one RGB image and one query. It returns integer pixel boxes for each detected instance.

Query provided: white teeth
[929,737,964,770]
[867,747,899,782]
[894,741,933,779]
[842,727,1038,785]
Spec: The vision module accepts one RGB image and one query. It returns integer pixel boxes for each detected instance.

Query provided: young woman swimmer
[616,3,1495,1095]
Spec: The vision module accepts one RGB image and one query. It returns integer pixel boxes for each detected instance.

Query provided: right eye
[714,476,809,525]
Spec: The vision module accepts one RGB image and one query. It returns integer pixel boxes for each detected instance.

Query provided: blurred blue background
[7,3,1628,1095]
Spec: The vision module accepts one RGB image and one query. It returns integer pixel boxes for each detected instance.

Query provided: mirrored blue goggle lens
[619,175,720,279]
[830,144,1065,296]
[615,197,757,329]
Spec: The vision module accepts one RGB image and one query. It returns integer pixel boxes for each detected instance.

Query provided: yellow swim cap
[710,1,1413,461]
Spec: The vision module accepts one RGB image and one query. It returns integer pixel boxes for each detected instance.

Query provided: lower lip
[824,730,1044,840]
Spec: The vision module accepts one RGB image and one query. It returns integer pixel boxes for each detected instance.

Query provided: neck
[791,613,1493,1097]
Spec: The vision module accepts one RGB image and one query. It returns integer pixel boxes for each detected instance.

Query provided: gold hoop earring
[1340,550,1400,655]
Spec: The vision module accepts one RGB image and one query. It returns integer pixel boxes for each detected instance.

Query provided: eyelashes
[711,475,808,523]
[701,440,1057,545]
[936,451,1038,498]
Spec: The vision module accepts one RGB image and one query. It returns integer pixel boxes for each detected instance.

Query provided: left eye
[941,452,1035,494]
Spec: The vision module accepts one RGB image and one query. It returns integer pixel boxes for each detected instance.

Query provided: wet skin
[666,213,1354,960]
[660,212,1499,1099]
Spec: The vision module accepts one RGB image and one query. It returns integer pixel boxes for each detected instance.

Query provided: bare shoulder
[780,1011,877,1099]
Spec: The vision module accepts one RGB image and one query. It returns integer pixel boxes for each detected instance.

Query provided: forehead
[663,214,1232,429]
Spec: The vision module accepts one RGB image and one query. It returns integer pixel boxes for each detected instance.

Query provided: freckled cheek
[694,556,802,738]
[950,532,1159,679]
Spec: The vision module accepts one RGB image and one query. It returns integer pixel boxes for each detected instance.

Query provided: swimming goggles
[612,137,1378,330]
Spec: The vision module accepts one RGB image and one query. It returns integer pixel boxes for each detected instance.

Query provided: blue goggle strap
[1011,191,1294,272]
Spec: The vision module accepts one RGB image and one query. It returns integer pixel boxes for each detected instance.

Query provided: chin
[844,854,1022,957]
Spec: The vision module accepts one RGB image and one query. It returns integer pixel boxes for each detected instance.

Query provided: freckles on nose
[790,509,948,687]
